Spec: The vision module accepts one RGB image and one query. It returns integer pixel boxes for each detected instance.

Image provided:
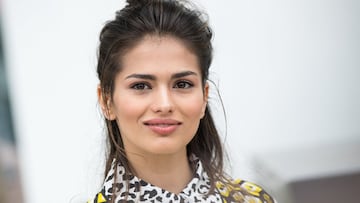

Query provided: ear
[200,82,209,118]
[97,85,116,120]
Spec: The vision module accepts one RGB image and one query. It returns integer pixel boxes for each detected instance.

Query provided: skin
[98,35,209,194]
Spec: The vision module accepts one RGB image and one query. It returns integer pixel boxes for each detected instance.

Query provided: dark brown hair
[97,0,226,201]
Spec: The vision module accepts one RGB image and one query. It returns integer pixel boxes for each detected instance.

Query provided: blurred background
[0,0,359,202]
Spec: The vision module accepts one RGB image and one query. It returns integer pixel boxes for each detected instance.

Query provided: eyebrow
[125,71,198,80]
[171,71,197,79]
[125,73,156,80]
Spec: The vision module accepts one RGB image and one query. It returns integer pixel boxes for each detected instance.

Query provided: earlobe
[97,85,116,120]
[201,83,209,118]
[201,103,207,119]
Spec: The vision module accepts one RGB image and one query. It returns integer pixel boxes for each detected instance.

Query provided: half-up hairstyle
[97,0,226,201]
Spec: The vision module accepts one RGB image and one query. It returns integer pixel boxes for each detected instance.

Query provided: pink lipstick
[143,119,181,135]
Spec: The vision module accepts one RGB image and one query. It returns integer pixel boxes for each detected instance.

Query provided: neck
[126,149,193,194]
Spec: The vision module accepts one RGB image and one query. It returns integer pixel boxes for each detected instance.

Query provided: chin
[145,143,186,156]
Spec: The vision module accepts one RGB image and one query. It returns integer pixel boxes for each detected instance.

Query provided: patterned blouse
[89,157,275,203]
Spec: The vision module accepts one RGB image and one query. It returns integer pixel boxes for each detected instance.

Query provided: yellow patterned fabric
[216,179,275,203]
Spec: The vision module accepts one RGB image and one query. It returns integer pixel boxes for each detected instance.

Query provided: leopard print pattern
[89,157,275,203]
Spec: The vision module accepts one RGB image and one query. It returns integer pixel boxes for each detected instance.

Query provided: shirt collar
[101,155,220,202]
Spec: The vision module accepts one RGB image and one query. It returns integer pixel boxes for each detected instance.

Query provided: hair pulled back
[97,0,225,199]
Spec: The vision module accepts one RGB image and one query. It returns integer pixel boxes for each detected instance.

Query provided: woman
[90,0,275,202]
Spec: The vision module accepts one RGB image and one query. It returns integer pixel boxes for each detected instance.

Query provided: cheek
[112,96,146,122]
[179,96,206,119]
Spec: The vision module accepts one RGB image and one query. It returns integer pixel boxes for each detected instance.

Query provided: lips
[143,119,182,135]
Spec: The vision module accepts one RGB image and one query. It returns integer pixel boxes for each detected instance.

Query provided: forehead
[118,35,201,76]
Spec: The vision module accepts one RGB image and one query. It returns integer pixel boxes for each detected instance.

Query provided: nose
[151,86,174,114]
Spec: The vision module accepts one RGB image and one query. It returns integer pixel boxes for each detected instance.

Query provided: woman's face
[107,36,208,156]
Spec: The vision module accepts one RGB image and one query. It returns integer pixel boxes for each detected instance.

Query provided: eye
[174,81,193,89]
[131,82,151,90]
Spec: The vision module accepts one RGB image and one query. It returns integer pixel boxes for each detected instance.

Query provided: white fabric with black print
[100,156,223,203]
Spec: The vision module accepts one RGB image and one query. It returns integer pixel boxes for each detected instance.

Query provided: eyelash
[131,82,151,90]
[173,80,194,89]
[130,80,194,91]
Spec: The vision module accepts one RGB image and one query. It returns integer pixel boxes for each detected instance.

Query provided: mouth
[143,119,182,135]
[144,118,182,125]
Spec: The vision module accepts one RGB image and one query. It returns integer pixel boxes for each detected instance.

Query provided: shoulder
[216,179,276,203]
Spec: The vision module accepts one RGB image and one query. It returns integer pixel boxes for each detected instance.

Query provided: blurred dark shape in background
[0,15,23,203]
[252,141,360,203]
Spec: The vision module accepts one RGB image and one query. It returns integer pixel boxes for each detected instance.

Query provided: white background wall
[1,0,360,203]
